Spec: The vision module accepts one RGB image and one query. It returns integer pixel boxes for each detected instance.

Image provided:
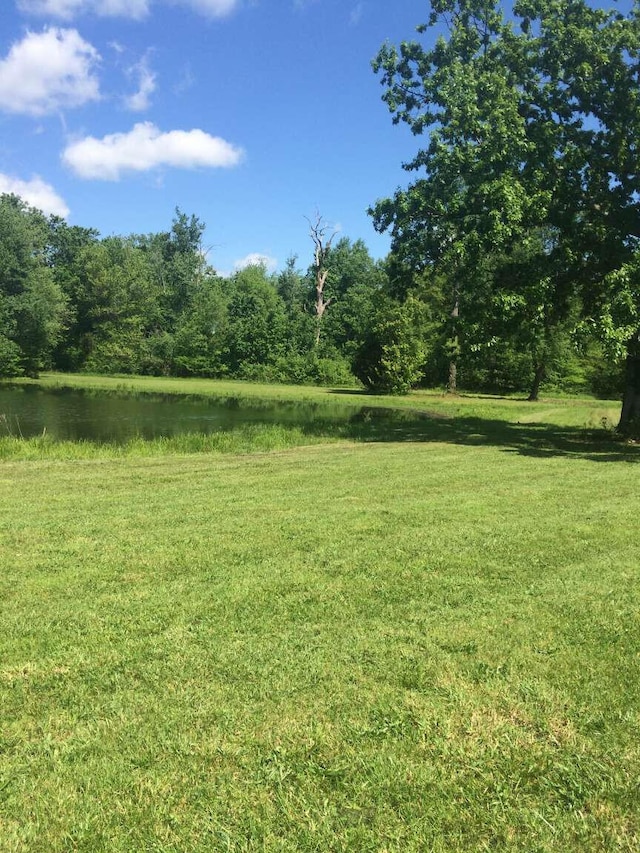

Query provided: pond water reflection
[0,384,418,444]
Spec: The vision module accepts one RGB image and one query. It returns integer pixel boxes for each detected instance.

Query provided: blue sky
[0,0,427,275]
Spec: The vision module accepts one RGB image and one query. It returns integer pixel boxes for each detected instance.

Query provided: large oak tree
[371,0,640,429]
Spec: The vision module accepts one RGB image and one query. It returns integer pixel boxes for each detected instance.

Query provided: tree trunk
[308,213,336,348]
[446,285,459,395]
[314,307,324,346]
[618,339,640,435]
[527,361,545,402]
[447,356,457,395]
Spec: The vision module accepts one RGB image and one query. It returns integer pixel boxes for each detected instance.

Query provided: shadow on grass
[331,407,640,463]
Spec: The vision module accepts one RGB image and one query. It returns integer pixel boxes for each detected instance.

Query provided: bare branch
[305,210,339,345]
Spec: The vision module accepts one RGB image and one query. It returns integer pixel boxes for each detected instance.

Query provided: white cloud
[19,0,239,18]
[0,28,100,116]
[124,56,156,112]
[234,253,278,273]
[0,173,69,217]
[177,0,239,15]
[172,63,195,95]
[62,121,244,180]
[349,2,363,25]
[18,0,149,20]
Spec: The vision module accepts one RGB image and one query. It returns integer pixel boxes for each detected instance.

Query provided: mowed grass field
[1,375,639,851]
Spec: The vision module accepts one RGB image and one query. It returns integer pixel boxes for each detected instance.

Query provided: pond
[0,384,421,444]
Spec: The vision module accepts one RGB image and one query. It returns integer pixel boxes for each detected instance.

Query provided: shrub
[353,297,427,394]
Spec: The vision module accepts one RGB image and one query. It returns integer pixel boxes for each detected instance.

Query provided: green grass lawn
[1,376,639,851]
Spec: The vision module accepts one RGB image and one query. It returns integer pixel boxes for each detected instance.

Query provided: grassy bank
[0,424,335,461]
[1,380,638,851]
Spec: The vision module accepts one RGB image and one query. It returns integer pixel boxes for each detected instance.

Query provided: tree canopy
[370,0,640,427]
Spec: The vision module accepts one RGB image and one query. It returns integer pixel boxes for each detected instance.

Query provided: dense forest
[0,193,623,401]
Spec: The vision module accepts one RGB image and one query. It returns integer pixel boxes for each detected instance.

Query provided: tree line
[4,0,640,434]
[0,193,619,401]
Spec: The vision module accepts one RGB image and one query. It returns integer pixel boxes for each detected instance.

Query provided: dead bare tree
[307,212,338,345]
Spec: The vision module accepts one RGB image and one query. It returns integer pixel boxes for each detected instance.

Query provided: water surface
[0,385,406,444]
